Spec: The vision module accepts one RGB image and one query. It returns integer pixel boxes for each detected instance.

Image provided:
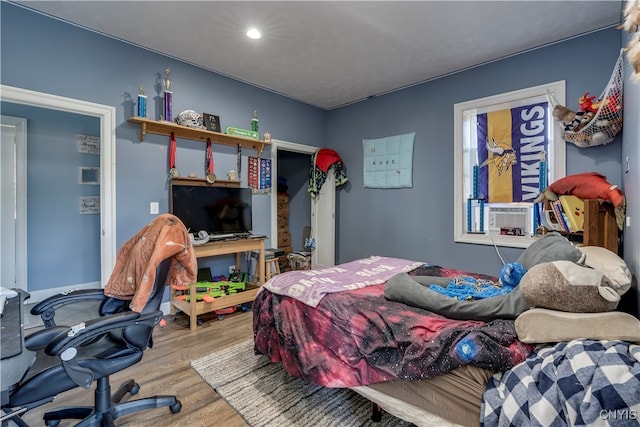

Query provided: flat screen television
[170,183,252,235]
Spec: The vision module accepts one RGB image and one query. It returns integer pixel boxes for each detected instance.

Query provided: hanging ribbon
[168,131,179,178]
[206,138,216,183]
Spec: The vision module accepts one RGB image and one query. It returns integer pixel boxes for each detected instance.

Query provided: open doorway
[270,139,335,270]
[277,150,312,255]
[0,85,116,301]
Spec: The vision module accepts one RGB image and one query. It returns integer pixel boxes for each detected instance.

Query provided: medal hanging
[168,132,179,179]
[206,138,216,183]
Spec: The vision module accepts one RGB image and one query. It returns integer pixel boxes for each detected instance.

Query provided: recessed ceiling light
[246,28,262,40]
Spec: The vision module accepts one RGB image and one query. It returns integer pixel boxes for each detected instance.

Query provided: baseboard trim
[160,301,171,316]
[26,281,102,304]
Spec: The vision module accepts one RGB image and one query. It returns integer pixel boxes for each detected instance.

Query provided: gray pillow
[519,261,620,313]
[517,232,585,270]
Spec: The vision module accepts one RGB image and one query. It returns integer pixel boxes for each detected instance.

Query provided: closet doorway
[270,140,335,268]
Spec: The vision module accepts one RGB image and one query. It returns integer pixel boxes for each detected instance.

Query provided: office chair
[31,213,196,329]
[2,257,182,426]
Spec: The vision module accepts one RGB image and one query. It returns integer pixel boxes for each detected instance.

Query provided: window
[453,81,566,248]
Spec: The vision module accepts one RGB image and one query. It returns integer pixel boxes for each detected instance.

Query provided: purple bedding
[253,262,533,388]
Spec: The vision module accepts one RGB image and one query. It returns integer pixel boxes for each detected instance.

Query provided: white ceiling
[13,1,623,110]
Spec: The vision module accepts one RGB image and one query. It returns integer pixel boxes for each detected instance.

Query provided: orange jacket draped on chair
[105,214,197,312]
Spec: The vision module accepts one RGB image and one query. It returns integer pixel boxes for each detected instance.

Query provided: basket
[560,50,624,148]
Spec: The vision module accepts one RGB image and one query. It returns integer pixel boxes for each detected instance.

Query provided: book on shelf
[541,209,564,232]
[551,200,571,232]
[558,195,585,232]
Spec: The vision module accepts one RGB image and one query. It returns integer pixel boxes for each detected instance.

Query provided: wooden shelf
[128,116,270,156]
[539,198,619,254]
[170,177,241,188]
[170,237,266,331]
[582,198,618,253]
[170,285,260,316]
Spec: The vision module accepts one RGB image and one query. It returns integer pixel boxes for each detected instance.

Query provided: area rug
[190,339,411,427]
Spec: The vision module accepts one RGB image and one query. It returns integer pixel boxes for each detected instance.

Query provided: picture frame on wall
[203,113,221,132]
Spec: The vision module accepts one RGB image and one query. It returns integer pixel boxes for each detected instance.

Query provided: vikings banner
[477,101,549,203]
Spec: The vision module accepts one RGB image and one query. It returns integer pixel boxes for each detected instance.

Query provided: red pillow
[548,172,624,207]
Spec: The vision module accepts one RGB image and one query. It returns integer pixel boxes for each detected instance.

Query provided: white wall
[621,31,640,309]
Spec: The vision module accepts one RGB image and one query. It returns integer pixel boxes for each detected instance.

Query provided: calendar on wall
[248,157,272,194]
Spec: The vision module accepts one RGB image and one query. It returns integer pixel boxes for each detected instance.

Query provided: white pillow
[579,246,632,295]
[516,308,640,344]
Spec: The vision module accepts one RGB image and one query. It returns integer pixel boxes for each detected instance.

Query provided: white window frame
[453,81,566,248]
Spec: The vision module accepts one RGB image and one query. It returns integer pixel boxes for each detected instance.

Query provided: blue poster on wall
[362,132,415,189]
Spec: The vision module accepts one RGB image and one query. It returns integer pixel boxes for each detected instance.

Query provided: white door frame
[1,116,27,290]
[0,85,116,294]
[270,139,319,250]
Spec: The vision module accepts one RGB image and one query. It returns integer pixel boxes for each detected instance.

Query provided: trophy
[467,164,485,233]
[137,84,147,118]
[251,110,259,132]
[163,68,173,122]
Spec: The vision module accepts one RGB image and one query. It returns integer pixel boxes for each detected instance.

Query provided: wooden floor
[20,310,255,427]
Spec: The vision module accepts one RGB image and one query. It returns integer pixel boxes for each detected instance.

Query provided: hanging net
[559,51,624,148]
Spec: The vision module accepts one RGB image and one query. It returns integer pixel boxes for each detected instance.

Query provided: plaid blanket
[481,339,640,426]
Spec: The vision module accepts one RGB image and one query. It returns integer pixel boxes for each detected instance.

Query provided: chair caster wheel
[170,401,182,413]
[130,383,140,395]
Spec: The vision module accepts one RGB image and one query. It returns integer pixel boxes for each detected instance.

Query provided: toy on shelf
[172,268,251,325]
[172,270,248,303]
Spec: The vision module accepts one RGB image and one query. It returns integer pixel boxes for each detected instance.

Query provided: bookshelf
[539,198,619,254]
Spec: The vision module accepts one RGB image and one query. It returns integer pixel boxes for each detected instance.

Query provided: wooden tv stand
[170,237,266,331]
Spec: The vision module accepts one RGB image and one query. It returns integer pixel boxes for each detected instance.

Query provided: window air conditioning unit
[486,203,533,237]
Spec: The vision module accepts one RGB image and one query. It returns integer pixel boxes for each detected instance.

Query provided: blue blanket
[482,339,640,426]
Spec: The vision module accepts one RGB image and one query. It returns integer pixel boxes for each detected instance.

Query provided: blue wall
[1,3,627,283]
[327,28,623,276]
[1,3,327,282]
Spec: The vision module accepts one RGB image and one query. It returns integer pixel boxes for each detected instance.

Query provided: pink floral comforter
[253,262,532,388]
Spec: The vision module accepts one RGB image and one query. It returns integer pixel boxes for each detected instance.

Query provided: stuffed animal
[578,92,598,113]
[547,172,624,208]
[620,0,640,33]
[573,110,595,132]
[620,1,639,78]
[552,105,576,126]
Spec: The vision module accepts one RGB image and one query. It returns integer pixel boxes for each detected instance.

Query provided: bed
[252,242,640,426]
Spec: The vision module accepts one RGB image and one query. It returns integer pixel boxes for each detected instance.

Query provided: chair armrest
[45,310,163,356]
[30,289,106,328]
[24,326,69,351]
